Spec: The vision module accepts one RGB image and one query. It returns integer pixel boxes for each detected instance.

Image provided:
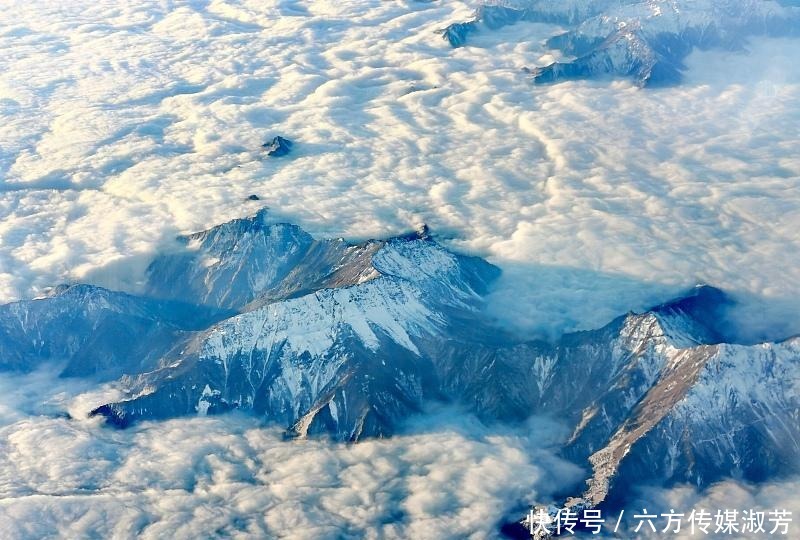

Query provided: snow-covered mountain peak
[145,210,499,315]
[613,285,730,353]
[648,284,731,345]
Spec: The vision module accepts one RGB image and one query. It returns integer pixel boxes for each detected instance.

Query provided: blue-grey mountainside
[0,210,797,520]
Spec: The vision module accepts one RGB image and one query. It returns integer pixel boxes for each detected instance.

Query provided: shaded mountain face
[441,0,800,86]
[0,284,229,379]
[0,210,797,520]
[144,211,385,310]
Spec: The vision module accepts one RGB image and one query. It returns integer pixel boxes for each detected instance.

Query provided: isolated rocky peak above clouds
[0,210,797,517]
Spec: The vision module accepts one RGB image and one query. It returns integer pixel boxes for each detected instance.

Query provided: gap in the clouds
[79,251,171,298]
[457,19,566,57]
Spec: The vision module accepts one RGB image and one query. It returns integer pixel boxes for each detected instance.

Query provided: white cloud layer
[1,1,799,339]
[0,368,583,540]
[2,370,796,540]
[1,4,797,537]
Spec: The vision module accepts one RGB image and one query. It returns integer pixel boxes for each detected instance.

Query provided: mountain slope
[145,209,383,310]
[0,284,227,379]
[92,220,500,439]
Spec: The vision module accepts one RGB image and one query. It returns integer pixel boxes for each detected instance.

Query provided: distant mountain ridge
[441,0,800,86]
[0,209,797,523]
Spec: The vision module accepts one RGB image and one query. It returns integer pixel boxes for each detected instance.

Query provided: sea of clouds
[0,368,797,539]
[1,1,799,538]
[1,0,799,340]
[0,367,587,539]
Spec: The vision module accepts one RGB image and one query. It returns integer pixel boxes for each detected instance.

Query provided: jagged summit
[439,21,475,47]
[395,223,432,242]
[647,284,732,345]
[145,211,457,311]
[651,284,729,316]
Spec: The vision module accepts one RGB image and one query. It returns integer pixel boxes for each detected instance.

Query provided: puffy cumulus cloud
[0,369,583,539]
[1,1,799,339]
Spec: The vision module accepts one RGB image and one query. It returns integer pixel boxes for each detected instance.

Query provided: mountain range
[441,0,800,86]
[0,209,797,535]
